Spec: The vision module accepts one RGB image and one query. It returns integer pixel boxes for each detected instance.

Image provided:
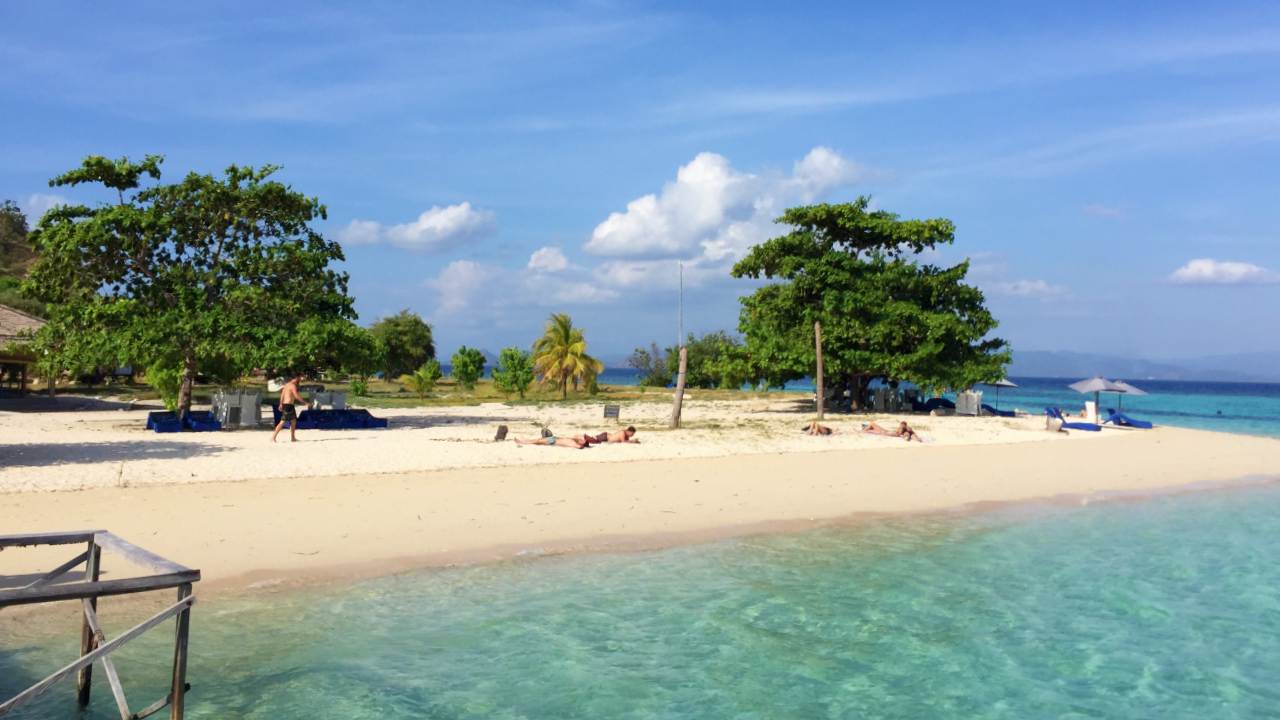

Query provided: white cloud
[21,193,69,219]
[425,260,498,314]
[528,246,569,272]
[585,147,859,264]
[1169,258,1279,285]
[335,219,382,245]
[987,279,1068,298]
[336,202,495,251]
[424,260,617,316]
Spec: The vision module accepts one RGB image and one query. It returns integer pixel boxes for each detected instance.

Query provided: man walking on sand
[272,375,312,443]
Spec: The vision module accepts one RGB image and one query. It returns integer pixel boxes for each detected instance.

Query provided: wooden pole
[169,583,192,720]
[814,321,824,420]
[76,540,101,707]
[670,346,688,429]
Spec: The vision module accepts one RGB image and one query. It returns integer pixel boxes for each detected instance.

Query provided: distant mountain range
[1009,350,1280,383]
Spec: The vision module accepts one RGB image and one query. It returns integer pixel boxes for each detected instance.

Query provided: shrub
[492,347,534,398]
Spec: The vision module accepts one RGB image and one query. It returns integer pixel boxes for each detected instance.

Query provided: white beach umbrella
[982,378,1018,410]
[1111,380,1147,411]
[1067,376,1125,419]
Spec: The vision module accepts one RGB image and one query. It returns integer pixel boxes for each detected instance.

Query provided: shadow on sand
[0,440,225,468]
[0,393,163,413]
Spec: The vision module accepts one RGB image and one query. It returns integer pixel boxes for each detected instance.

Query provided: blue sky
[3,1,1279,363]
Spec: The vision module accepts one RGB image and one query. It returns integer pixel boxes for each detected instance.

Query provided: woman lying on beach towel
[801,421,835,436]
[515,435,587,449]
[862,421,924,443]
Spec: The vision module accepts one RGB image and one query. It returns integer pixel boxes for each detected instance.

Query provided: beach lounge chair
[1046,407,1101,432]
[1104,409,1153,429]
[982,403,1015,418]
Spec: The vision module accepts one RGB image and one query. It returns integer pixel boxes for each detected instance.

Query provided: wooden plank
[0,530,101,549]
[77,542,100,707]
[0,595,195,716]
[83,600,133,720]
[22,549,89,590]
[169,584,192,719]
[95,532,192,574]
[131,685,188,720]
[0,570,201,607]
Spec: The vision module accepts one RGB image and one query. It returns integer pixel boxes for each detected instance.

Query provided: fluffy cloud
[987,279,1068,298]
[424,259,616,316]
[527,246,569,272]
[336,202,495,251]
[585,147,859,265]
[21,193,69,219]
[1169,258,1279,285]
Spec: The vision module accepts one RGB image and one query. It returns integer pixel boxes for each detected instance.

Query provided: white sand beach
[3,397,1279,590]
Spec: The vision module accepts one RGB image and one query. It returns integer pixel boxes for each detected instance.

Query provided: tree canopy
[0,200,46,317]
[24,154,366,412]
[449,346,486,390]
[492,346,534,398]
[369,309,434,379]
[532,313,603,399]
[629,332,754,390]
[732,198,1009,404]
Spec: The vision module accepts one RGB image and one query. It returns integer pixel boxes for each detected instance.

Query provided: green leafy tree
[401,359,441,399]
[664,331,749,389]
[24,154,356,415]
[0,201,46,316]
[628,342,672,387]
[492,346,534,398]
[732,198,1010,406]
[450,346,486,390]
[532,312,603,399]
[369,309,434,379]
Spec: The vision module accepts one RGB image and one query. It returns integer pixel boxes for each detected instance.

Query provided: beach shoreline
[4,414,1280,600]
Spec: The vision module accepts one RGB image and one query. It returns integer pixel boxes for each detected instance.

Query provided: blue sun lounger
[1046,407,1102,431]
[1105,409,1153,429]
[982,403,1015,418]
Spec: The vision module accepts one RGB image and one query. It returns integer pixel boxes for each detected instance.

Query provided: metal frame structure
[0,530,200,719]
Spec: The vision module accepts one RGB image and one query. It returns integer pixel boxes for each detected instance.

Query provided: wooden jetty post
[0,530,200,719]
[670,346,688,429]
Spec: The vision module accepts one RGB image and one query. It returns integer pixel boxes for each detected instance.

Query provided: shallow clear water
[6,484,1280,718]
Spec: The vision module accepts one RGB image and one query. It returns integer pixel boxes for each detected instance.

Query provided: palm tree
[532,312,603,399]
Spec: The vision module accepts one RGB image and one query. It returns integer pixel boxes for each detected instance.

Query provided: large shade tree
[369,309,434,379]
[532,312,603,399]
[732,198,1010,406]
[25,154,365,414]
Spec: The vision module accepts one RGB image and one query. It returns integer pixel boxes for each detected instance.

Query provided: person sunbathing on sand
[582,426,640,445]
[515,435,587,449]
[802,421,834,436]
[862,420,923,443]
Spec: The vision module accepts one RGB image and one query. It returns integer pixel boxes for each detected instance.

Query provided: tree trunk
[670,346,688,429]
[814,321,824,420]
[177,352,197,418]
[849,373,870,410]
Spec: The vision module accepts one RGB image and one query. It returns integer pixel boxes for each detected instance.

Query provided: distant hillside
[1010,350,1277,383]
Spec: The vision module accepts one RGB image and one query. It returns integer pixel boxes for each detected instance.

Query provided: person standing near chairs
[272,375,312,443]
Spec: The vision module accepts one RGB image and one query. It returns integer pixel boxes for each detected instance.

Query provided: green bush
[401,360,442,399]
[146,362,183,411]
[450,346,485,390]
[492,346,534,398]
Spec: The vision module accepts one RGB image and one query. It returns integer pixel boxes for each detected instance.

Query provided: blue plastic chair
[982,403,1015,418]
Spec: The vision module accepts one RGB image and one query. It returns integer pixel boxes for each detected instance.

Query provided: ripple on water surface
[4,484,1280,718]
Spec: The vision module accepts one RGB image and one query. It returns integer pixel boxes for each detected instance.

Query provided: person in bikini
[272,375,313,443]
[581,426,640,445]
[515,434,587,449]
[862,420,923,443]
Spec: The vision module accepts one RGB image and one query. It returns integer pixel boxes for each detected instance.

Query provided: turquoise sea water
[596,369,1280,438]
[5,483,1280,718]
